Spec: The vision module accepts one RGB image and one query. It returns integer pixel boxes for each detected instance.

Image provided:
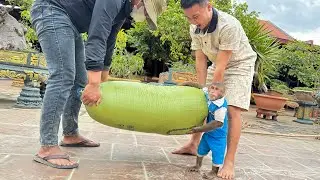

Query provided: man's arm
[189,24,208,86]
[212,22,241,83]
[81,0,123,105]
[195,50,208,86]
[212,50,232,83]
[103,20,126,70]
[85,0,123,80]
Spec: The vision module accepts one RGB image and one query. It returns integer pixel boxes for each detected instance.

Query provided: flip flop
[59,139,100,147]
[33,154,79,169]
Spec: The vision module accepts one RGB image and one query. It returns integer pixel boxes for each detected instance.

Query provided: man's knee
[47,68,75,90]
[227,106,242,120]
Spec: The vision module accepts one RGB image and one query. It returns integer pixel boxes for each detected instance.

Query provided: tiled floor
[0,107,319,180]
[0,79,319,179]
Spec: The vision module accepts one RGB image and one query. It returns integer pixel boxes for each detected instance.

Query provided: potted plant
[247,19,289,113]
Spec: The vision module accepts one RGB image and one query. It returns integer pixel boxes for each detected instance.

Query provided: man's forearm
[195,50,207,86]
[212,68,225,83]
[196,62,207,85]
[87,71,102,85]
[212,50,232,83]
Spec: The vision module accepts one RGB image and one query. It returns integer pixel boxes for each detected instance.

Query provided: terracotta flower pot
[253,93,288,112]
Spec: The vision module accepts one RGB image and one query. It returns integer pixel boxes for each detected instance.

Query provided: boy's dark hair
[180,0,209,9]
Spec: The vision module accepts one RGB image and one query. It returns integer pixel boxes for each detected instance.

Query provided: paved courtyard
[0,79,320,180]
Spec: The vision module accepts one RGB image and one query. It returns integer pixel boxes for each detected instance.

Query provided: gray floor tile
[112,144,169,163]
[71,159,145,180]
[144,162,204,180]
[249,155,313,172]
[0,154,72,180]
[135,134,180,147]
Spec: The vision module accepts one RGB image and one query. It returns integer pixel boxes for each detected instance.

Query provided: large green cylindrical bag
[84,81,208,135]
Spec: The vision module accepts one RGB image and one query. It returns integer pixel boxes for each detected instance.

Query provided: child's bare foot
[202,170,217,179]
[187,165,200,172]
[217,160,234,179]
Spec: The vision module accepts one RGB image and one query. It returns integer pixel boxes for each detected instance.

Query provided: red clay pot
[253,93,288,112]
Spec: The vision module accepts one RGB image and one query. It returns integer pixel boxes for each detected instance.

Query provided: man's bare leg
[101,70,109,82]
[217,106,242,179]
[172,132,201,156]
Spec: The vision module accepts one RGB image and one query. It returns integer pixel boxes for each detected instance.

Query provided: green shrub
[276,41,320,88]
[127,0,281,90]
[270,79,290,95]
[110,30,144,78]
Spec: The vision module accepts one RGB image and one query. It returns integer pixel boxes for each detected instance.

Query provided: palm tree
[231,3,281,92]
[247,21,281,92]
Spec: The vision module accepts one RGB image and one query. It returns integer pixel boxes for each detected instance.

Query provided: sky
[233,0,320,45]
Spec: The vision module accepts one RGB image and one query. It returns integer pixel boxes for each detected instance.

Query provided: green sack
[85,81,208,135]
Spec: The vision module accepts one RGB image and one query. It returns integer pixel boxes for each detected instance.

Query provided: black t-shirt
[48,0,132,71]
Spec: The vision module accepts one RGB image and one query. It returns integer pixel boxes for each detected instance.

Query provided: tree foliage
[7,0,37,44]
[127,0,192,66]
[127,0,281,89]
[277,41,320,88]
[12,0,319,89]
[229,2,281,90]
[110,29,144,78]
